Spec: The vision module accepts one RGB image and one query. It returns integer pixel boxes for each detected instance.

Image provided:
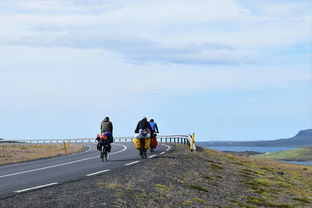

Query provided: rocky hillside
[1,145,311,208]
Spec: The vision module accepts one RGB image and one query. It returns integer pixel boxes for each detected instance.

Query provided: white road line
[160,152,166,154]
[0,144,127,179]
[15,182,58,193]
[125,161,139,166]
[161,144,171,151]
[148,155,156,158]
[165,144,171,151]
[86,169,110,177]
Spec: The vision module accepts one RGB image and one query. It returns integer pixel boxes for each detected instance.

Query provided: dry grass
[0,143,84,165]
[223,151,312,207]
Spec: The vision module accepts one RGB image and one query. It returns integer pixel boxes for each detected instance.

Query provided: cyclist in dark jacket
[101,117,113,134]
[98,117,113,152]
[135,117,152,134]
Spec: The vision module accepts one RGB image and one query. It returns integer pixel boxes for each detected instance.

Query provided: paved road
[0,142,172,198]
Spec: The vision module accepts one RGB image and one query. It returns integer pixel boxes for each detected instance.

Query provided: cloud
[10,31,239,65]
[0,0,122,14]
[0,0,310,68]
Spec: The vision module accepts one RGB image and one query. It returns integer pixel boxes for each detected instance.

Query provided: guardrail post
[190,133,195,152]
[63,141,68,154]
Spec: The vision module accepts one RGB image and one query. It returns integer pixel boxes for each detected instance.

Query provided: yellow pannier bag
[134,138,151,149]
[145,138,151,149]
[134,138,141,149]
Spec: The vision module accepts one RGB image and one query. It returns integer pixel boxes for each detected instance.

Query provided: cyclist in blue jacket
[149,119,159,135]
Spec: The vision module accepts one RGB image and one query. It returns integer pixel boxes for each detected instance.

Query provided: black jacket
[101,117,113,134]
[135,119,152,133]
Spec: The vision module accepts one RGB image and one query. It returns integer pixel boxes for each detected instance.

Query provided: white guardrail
[3,134,196,150]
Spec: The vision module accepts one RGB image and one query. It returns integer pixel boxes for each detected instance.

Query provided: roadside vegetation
[0,144,84,165]
[1,145,311,207]
[254,146,312,161]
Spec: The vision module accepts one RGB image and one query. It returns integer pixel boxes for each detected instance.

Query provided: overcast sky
[0,0,311,141]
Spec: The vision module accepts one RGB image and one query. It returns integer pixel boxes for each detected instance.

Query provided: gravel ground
[1,145,311,208]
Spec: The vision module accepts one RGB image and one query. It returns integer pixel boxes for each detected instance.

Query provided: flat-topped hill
[201,129,312,147]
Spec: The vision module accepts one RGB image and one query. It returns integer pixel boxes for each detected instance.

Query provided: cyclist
[97,117,113,154]
[134,117,152,157]
[135,117,152,134]
[149,119,159,134]
[149,119,159,151]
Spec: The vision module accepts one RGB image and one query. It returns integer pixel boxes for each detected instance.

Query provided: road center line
[0,144,127,179]
[165,144,171,151]
[15,182,58,193]
[86,169,110,177]
[161,144,171,151]
[125,161,139,166]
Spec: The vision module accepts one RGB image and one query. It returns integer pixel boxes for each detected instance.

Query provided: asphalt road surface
[0,142,172,198]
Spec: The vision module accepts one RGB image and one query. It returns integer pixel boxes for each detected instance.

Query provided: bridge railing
[4,134,196,150]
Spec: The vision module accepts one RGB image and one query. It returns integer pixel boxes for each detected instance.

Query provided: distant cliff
[200,129,312,147]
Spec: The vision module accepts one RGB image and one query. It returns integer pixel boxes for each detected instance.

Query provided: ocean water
[206,146,294,153]
[281,160,312,166]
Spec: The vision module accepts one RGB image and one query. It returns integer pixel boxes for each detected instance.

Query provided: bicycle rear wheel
[143,149,147,159]
[140,148,144,159]
[104,148,108,161]
[101,146,105,162]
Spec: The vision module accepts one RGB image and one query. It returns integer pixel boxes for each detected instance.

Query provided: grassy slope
[76,146,312,207]
[0,145,311,208]
[191,146,312,207]
[254,146,312,161]
[0,144,84,165]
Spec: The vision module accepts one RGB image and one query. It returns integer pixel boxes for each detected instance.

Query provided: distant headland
[199,129,312,147]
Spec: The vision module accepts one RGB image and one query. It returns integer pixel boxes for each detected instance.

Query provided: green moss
[205,159,215,163]
[188,184,209,192]
[209,164,223,170]
[260,167,274,172]
[239,173,254,179]
[155,184,170,191]
[247,196,294,208]
[192,197,206,204]
[231,161,245,166]
[242,178,275,195]
[241,168,257,175]
[96,182,106,186]
[227,154,240,161]
[182,200,192,206]
[229,199,255,208]
[293,197,311,203]
[203,176,215,180]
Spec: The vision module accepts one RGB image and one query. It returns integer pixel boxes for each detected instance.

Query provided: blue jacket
[149,122,159,132]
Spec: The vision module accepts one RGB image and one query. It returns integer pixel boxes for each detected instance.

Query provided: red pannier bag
[151,137,158,148]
